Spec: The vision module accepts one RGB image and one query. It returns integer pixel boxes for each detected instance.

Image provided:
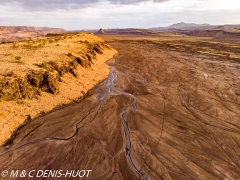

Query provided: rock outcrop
[0,32,117,146]
[97,28,105,34]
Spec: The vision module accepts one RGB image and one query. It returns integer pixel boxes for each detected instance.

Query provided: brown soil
[0,34,239,179]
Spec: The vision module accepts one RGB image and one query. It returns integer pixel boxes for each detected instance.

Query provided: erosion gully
[1,40,240,180]
[0,58,149,180]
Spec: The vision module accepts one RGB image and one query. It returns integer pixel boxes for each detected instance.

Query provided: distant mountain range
[150,22,240,30]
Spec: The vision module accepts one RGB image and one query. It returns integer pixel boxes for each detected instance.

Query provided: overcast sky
[1,0,240,30]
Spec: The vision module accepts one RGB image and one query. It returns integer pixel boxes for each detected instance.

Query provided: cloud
[108,0,168,4]
[1,0,169,11]
[190,0,240,10]
[1,0,99,11]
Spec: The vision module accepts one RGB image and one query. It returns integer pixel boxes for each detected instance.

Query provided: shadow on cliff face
[0,40,109,101]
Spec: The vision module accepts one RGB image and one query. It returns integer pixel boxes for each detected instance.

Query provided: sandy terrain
[0,34,239,179]
[0,33,117,146]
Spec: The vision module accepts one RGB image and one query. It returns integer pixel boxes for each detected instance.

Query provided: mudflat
[0,34,239,179]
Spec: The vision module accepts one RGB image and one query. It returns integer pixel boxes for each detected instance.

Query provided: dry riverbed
[0,34,239,179]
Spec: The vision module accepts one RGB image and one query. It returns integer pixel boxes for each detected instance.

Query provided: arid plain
[0,32,240,180]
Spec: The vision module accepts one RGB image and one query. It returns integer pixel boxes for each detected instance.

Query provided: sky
[1,0,240,30]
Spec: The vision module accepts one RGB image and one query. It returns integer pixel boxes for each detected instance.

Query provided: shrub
[23,44,33,49]
[48,60,56,67]
[12,42,17,48]
[15,56,21,61]
[41,62,47,69]
[67,52,73,57]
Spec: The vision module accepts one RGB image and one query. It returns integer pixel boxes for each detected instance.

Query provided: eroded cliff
[0,33,117,145]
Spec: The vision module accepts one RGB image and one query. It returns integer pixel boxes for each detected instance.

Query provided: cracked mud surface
[0,35,240,179]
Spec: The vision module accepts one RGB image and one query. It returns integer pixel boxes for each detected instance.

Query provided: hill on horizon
[150,22,240,30]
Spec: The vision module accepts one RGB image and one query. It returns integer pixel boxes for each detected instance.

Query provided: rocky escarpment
[0,41,109,101]
[0,33,117,146]
[0,71,59,101]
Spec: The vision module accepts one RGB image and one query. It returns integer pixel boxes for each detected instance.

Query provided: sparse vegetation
[32,86,38,91]
[12,42,17,48]
[67,52,73,57]
[15,56,21,61]
[41,62,48,69]
[0,32,117,148]
[41,39,46,46]
[48,60,57,67]
[23,44,32,49]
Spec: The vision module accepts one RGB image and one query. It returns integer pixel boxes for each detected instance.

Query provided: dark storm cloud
[1,0,169,11]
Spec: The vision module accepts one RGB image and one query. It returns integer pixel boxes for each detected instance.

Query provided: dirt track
[0,35,240,179]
